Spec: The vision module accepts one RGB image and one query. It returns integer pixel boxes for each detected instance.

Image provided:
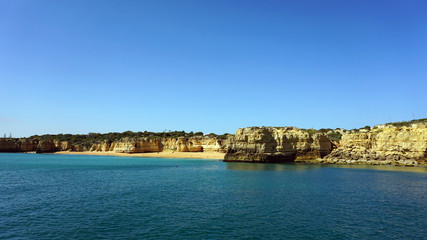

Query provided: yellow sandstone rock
[325,123,427,166]
[224,127,332,162]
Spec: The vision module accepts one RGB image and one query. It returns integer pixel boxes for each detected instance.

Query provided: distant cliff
[0,139,38,152]
[89,137,226,153]
[0,137,226,154]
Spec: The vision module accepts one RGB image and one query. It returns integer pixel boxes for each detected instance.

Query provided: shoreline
[53,151,225,160]
[1,152,425,167]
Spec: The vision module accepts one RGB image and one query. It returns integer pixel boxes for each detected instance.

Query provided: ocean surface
[0,153,426,240]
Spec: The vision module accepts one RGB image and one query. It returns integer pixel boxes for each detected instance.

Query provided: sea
[0,153,426,239]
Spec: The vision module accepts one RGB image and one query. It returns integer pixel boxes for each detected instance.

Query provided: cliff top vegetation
[383,118,427,127]
[24,131,230,147]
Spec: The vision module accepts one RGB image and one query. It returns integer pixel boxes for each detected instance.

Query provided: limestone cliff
[36,140,57,153]
[109,137,226,153]
[0,139,38,152]
[111,138,163,153]
[0,136,226,154]
[161,137,225,153]
[324,123,427,166]
[33,140,74,153]
[224,127,332,162]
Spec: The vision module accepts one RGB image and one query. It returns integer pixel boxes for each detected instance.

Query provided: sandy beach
[53,151,225,160]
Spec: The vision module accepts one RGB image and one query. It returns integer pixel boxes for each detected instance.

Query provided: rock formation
[111,138,163,153]
[0,139,38,152]
[324,123,427,166]
[36,140,57,153]
[224,127,332,162]
[161,137,225,153]
[0,136,227,154]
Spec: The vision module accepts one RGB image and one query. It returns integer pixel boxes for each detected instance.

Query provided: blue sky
[1,0,426,137]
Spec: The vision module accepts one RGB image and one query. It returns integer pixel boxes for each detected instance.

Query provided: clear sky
[1,0,426,137]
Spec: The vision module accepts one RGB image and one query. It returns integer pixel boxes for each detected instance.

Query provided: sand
[53,151,225,160]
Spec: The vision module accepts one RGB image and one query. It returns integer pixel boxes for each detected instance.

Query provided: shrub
[327,132,342,142]
[385,118,427,127]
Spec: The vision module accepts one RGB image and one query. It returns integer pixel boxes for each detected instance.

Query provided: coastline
[2,152,425,167]
[53,151,225,160]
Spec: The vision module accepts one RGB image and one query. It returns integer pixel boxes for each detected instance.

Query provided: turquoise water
[0,153,426,239]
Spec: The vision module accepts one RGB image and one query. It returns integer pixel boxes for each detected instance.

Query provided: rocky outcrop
[109,137,226,153]
[112,139,163,153]
[54,140,73,151]
[224,127,332,163]
[224,124,427,166]
[21,140,38,152]
[89,142,111,152]
[324,123,427,166]
[0,139,38,152]
[36,140,57,153]
[34,140,74,153]
[0,139,76,153]
[161,137,226,153]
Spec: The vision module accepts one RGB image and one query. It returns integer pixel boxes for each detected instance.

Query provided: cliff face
[325,123,427,166]
[0,139,64,153]
[110,137,226,153]
[34,140,74,153]
[0,136,227,154]
[0,139,38,152]
[111,139,163,153]
[161,137,225,153]
[224,127,332,162]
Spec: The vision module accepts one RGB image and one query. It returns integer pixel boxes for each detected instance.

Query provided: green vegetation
[204,133,230,139]
[301,128,342,141]
[301,128,318,135]
[327,132,342,141]
[28,131,230,146]
[384,118,427,127]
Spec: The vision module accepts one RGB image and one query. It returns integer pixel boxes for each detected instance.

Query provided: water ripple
[0,153,426,239]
